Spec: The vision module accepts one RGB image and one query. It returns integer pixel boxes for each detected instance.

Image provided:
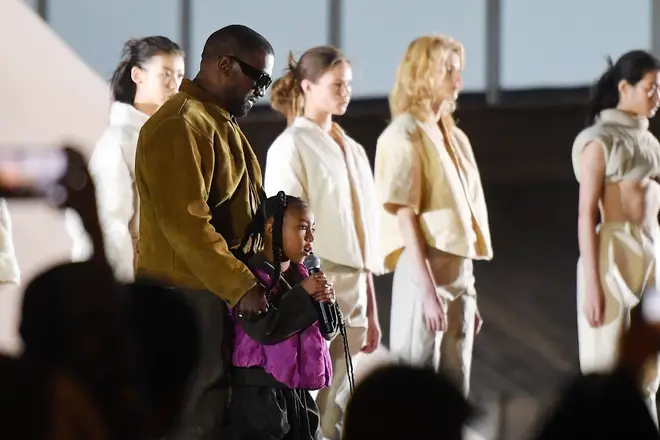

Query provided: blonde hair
[270,46,349,124]
[389,34,464,126]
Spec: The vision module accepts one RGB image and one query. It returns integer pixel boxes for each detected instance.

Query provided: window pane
[49,0,180,82]
[342,0,486,97]
[502,0,651,89]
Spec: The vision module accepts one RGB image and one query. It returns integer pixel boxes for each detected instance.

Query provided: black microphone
[303,253,338,335]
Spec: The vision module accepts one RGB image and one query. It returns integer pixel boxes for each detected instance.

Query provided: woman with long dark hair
[67,36,184,281]
[573,49,660,424]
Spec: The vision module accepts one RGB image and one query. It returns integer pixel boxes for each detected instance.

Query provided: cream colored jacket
[0,200,19,285]
[375,113,493,271]
[264,117,383,274]
[66,102,149,281]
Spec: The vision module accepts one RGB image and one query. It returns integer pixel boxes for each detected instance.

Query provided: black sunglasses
[223,55,272,90]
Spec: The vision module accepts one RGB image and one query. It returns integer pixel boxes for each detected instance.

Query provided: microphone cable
[335,303,355,395]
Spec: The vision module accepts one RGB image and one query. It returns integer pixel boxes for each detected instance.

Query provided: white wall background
[501,0,652,89]
[48,0,180,83]
[1,0,110,354]
[35,0,654,98]
[341,0,486,96]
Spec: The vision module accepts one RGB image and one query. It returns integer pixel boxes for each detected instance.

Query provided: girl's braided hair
[234,191,307,301]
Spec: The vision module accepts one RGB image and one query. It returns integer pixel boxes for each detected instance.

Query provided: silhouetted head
[197,25,274,117]
[587,50,660,125]
[343,365,474,440]
[20,261,144,439]
[19,261,123,367]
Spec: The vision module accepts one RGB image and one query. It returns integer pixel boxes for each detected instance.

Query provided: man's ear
[218,56,233,77]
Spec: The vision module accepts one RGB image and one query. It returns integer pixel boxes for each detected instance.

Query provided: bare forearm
[396,207,433,287]
[365,271,378,319]
[575,141,605,291]
[578,212,600,287]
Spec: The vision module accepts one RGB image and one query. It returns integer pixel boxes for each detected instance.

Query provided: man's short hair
[201,24,273,61]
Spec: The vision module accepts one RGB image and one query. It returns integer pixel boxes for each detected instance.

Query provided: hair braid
[267,191,288,303]
[235,191,307,308]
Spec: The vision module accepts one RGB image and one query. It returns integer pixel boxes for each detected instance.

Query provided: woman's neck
[261,246,291,272]
[430,101,449,123]
[133,101,159,116]
[303,106,333,132]
[615,104,643,119]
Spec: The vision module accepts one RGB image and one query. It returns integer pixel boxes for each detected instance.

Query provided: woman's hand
[422,279,447,333]
[583,282,606,327]
[362,314,381,353]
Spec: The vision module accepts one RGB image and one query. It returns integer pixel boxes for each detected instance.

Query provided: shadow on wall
[0,0,110,353]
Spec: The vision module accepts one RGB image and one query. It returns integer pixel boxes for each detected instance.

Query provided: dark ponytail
[110,36,184,105]
[586,57,618,126]
[586,50,660,126]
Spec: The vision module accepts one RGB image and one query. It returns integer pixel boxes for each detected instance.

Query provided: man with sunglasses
[134,24,274,439]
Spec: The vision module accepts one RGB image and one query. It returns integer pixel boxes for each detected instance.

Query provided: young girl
[66,36,185,282]
[228,191,339,440]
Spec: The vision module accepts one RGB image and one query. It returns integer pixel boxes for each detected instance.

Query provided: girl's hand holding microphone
[301,272,336,304]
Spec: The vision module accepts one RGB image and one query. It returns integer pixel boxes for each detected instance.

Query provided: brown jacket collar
[179,79,235,122]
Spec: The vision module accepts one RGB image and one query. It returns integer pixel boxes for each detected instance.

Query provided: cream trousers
[577,221,660,426]
[389,246,477,396]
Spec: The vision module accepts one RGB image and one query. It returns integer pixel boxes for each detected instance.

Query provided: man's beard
[229,96,255,118]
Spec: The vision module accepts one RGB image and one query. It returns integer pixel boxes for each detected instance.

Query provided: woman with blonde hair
[264,46,382,440]
[374,34,493,396]
[66,36,185,281]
